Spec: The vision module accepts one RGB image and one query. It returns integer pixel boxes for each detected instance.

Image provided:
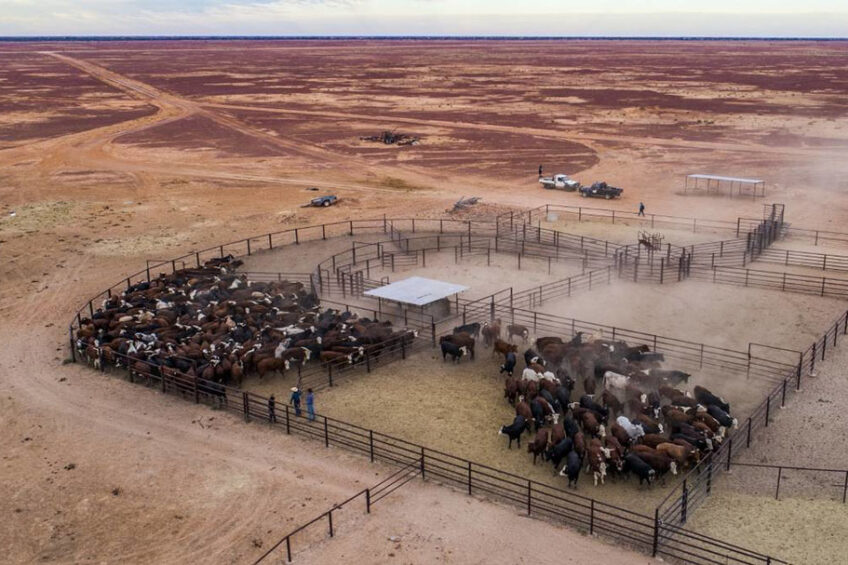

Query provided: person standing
[538,164,543,178]
[290,386,302,417]
[306,388,315,421]
[268,394,276,423]
[638,202,646,217]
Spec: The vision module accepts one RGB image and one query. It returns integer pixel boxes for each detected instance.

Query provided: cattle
[693,412,723,435]
[635,450,678,479]
[600,390,623,416]
[583,376,596,395]
[256,357,290,379]
[610,421,632,447]
[523,348,543,366]
[577,408,604,438]
[562,414,579,439]
[442,332,476,359]
[536,336,564,351]
[647,368,691,386]
[603,371,631,390]
[559,451,582,489]
[507,324,530,343]
[579,395,609,421]
[453,322,481,338]
[707,404,737,430]
[530,399,547,431]
[616,416,645,442]
[659,384,688,401]
[528,428,549,464]
[573,431,586,461]
[661,405,693,427]
[440,341,467,363]
[695,385,730,413]
[493,339,518,359]
[515,400,533,427]
[499,415,528,448]
[504,377,519,404]
[539,388,559,413]
[500,351,517,376]
[522,367,541,382]
[639,433,666,449]
[545,437,574,472]
[586,438,608,486]
[554,386,572,413]
[603,435,625,474]
[634,413,663,435]
[624,453,656,486]
[319,350,353,365]
[657,442,698,469]
[481,320,502,346]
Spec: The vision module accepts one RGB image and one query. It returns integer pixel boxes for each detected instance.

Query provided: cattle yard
[69,205,848,565]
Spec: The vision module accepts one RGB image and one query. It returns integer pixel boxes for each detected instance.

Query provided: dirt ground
[3,39,848,563]
[688,342,848,565]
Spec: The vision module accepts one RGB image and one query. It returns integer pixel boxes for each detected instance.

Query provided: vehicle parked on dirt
[303,195,339,207]
[579,182,623,199]
[539,173,581,191]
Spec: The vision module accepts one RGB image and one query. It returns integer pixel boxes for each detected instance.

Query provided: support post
[242,392,249,421]
[746,417,752,447]
[324,417,329,447]
[775,467,782,500]
[467,461,472,495]
[369,430,374,462]
[652,507,659,556]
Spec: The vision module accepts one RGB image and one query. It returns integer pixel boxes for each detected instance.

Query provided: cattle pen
[67,209,848,565]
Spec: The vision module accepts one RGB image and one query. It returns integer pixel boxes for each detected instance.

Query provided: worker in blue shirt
[290,386,302,417]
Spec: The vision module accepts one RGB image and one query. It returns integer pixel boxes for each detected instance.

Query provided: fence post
[366,489,371,513]
[765,396,770,426]
[368,430,374,462]
[286,537,292,563]
[193,376,199,403]
[590,499,595,535]
[726,439,732,471]
[527,481,532,515]
[467,461,472,495]
[328,509,334,538]
[69,327,76,362]
[242,392,249,421]
[746,417,752,447]
[420,447,425,479]
[811,342,816,374]
[843,471,848,504]
[796,360,802,391]
[775,467,782,500]
[324,417,329,447]
[781,379,787,407]
[651,507,658,556]
[246,239,251,256]
[285,404,290,434]
[681,480,688,523]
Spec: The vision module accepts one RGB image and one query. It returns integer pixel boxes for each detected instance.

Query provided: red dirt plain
[2,39,848,563]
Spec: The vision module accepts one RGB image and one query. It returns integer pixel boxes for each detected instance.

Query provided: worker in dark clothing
[638,202,646,216]
[306,388,315,421]
[538,164,543,178]
[290,386,302,417]
[268,395,276,423]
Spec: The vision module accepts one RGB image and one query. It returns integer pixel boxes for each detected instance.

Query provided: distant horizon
[1,35,846,41]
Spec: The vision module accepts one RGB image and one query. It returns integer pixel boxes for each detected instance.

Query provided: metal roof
[686,174,764,184]
[364,276,469,306]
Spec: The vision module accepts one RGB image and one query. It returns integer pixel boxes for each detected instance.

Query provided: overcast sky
[1,0,847,37]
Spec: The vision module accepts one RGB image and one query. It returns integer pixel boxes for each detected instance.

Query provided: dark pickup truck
[579,182,623,200]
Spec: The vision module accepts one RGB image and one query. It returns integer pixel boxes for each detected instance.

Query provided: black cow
[440,341,467,363]
[524,348,543,367]
[500,351,517,376]
[539,388,559,412]
[695,386,730,413]
[499,415,528,448]
[559,450,582,488]
[453,323,481,338]
[649,369,691,386]
[563,414,579,438]
[707,404,737,429]
[555,385,572,413]
[579,395,609,421]
[625,453,656,486]
[545,437,574,471]
[530,399,546,431]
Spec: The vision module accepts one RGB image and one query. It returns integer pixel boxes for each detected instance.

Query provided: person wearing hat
[290,386,302,417]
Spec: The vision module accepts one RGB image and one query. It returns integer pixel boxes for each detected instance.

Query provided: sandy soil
[3,39,847,563]
[688,341,848,565]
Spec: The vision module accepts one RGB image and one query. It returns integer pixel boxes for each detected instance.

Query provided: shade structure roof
[686,174,764,184]
[364,276,469,306]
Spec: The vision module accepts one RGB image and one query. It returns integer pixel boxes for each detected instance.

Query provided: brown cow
[601,389,623,416]
[586,438,608,486]
[481,319,502,346]
[528,428,549,464]
[504,377,519,404]
[640,433,667,449]
[657,442,698,469]
[493,338,517,359]
[507,324,530,343]
[320,350,353,365]
[583,376,596,396]
[257,357,289,379]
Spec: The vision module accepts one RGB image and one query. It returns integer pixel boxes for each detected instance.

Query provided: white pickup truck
[539,173,581,191]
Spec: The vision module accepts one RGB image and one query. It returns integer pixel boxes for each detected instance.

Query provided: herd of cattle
[73,258,416,396]
[442,319,737,490]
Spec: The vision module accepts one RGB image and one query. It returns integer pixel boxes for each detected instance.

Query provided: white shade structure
[684,174,766,198]
[364,276,468,306]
